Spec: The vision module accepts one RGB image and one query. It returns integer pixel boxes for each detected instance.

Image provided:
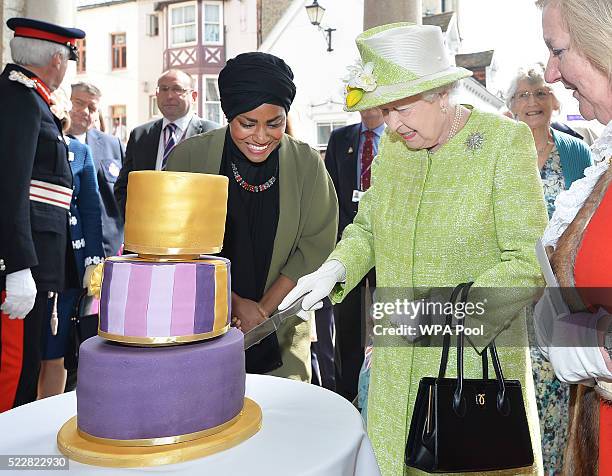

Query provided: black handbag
[64,291,99,371]
[405,283,534,473]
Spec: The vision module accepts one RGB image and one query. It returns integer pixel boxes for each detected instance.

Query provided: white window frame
[316,120,346,150]
[202,1,223,45]
[149,95,160,119]
[147,13,159,37]
[202,75,224,125]
[169,1,198,48]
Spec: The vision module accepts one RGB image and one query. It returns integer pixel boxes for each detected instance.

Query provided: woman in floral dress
[507,65,592,474]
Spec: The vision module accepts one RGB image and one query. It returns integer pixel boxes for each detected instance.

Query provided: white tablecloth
[0,374,380,476]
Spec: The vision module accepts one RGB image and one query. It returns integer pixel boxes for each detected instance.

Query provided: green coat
[329,108,547,476]
[167,127,338,381]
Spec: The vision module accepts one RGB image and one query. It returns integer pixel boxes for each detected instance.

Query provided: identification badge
[68,151,75,162]
[352,190,365,202]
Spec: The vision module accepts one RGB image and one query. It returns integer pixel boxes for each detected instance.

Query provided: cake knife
[243,296,307,350]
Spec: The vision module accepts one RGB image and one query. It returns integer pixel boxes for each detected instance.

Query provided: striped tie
[161,122,177,170]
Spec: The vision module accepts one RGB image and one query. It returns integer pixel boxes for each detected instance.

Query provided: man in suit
[0,17,84,411]
[114,69,219,219]
[324,107,384,402]
[68,82,125,257]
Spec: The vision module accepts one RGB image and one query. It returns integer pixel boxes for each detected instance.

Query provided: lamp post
[305,0,336,52]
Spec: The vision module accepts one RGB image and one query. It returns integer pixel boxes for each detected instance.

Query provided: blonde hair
[50,88,72,133]
[536,0,612,79]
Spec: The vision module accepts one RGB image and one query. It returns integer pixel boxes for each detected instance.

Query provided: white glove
[547,308,612,385]
[82,264,96,292]
[1,268,37,319]
[279,260,347,315]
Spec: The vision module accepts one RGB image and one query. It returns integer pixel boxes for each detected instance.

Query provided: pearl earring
[441,105,448,114]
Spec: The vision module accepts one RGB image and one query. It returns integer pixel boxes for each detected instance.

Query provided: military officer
[0,18,85,411]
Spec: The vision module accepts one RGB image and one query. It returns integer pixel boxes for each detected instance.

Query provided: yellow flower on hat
[345,87,364,108]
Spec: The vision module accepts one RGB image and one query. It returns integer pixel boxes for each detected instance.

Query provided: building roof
[422,11,454,32]
[77,0,134,9]
[455,50,495,69]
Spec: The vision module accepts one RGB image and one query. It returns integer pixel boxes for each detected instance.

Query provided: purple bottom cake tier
[76,328,245,443]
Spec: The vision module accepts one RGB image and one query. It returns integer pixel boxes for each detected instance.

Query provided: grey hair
[421,81,460,103]
[71,81,102,98]
[10,37,69,67]
[504,65,560,110]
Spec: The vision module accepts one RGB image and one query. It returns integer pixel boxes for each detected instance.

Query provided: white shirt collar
[74,132,87,143]
[162,112,193,134]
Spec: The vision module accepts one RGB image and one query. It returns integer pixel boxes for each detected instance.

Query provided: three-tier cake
[57,171,261,467]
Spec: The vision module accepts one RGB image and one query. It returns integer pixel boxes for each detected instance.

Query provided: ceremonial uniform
[0,17,84,411]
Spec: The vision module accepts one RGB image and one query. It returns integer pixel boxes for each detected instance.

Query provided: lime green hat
[344,22,473,111]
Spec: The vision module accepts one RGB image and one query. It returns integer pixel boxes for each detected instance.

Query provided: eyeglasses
[512,89,551,103]
[156,85,192,96]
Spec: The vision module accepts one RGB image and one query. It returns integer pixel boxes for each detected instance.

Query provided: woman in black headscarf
[166,52,338,381]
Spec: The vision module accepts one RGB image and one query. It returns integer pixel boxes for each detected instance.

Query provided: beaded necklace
[231,161,277,193]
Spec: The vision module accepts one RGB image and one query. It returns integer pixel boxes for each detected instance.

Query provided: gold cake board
[57,398,262,468]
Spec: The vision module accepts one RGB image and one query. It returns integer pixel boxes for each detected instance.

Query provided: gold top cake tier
[124,171,228,256]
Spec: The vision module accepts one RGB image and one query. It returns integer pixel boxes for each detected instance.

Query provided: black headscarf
[218,52,296,122]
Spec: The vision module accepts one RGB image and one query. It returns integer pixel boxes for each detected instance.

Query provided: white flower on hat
[345,62,377,92]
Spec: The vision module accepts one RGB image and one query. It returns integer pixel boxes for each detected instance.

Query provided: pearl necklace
[446,104,463,143]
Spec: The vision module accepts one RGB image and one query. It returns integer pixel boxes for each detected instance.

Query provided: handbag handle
[438,283,507,416]
[72,290,90,322]
[437,284,466,379]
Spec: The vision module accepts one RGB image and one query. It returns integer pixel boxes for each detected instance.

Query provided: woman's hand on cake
[231,294,267,333]
[231,316,242,330]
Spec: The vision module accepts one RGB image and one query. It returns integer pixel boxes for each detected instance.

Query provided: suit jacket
[86,128,125,257]
[0,64,75,291]
[324,123,361,241]
[114,115,218,220]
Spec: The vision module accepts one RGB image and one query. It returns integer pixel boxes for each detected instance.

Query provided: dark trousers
[311,302,335,391]
[0,291,47,412]
[334,269,375,402]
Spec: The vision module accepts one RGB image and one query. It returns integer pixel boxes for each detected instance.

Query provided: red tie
[360,130,374,191]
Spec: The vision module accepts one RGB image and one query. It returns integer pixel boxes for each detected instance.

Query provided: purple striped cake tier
[99,255,231,345]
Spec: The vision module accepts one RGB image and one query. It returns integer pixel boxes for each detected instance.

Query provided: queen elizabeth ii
[281,23,548,475]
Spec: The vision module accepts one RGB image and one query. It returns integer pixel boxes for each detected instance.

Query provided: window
[204,77,222,124]
[149,95,160,118]
[111,33,127,70]
[170,3,197,46]
[316,121,346,148]
[203,3,221,43]
[147,14,159,36]
[76,38,86,74]
[110,105,127,143]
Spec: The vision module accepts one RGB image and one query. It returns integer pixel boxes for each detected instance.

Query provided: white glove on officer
[279,260,347,316]
[547,308,612,385]
[1,268,37,319]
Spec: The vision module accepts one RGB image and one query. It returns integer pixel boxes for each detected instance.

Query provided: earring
[441,105,448,114]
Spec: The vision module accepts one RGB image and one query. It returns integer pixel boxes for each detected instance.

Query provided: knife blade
[243,296,306,350]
